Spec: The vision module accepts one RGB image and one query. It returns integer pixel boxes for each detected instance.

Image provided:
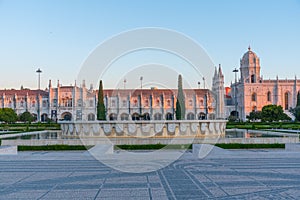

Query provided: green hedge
[9,143,285,151]
[215,143,285,149]
[226,122,300,130]
[18,145,93,151]
[115,144,192,150]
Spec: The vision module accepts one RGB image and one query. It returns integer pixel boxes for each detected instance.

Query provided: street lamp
[123,78,126,89]
[197,81,200,89]
[36,68,42,122]
[202,77,206,89]
[233,68,238,120]
[140,76,143,90]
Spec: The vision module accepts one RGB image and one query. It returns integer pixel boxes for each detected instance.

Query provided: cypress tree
[297,91,300,107]
[97,80,106,120]
[175,75,186,120]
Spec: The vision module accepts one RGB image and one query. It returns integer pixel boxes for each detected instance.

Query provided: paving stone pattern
[1,150,300,199]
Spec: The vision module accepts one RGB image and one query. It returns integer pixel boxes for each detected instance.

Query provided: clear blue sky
[1,0,300,89]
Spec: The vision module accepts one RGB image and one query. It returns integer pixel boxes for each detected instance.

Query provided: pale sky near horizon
[0,0,300,90]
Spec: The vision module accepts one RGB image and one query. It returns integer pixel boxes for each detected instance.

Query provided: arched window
[198,112,206,120]
[251,74,255,83]
[187,112,195,120]
[285,92,289,110]
[132,113,140,121]
[120,113,129,121]
[251,93,257,102]
[143,113,150,120]
[109,113,117,121]
[267,91,271,102]
[166,113,173,120]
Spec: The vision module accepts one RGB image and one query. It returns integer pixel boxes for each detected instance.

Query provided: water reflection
[225,129,283,138]
[4,129,285,140]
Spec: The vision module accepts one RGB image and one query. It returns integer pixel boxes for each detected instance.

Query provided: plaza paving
[1,148,300,199]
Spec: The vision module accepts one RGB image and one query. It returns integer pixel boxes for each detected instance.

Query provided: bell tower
[240,46,261,83]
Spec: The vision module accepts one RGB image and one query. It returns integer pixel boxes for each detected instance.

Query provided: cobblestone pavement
[1,149,300,199]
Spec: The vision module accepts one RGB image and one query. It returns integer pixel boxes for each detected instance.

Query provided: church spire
[218,64,223,77]
[214,66,217,77]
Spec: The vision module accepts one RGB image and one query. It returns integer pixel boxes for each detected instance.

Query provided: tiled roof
[0,89,48,97]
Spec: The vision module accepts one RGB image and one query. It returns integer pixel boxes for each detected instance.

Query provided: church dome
[241,46,259,65]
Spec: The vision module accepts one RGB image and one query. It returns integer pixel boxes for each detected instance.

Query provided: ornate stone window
[251,93,257,102]
[144,99,149,107]
[188,99,193,106]
[122,100,127,107]
[199,99,204,106]
[267,91,271,102]
[133,99,138,107]
[42,100,47,107]
[285,92,289,110]
[167,99,171,107]
[156,99,160,106]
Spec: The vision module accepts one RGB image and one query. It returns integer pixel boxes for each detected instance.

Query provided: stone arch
[41,113,48,122]
[165,112,173,120]
[120,113,129,121]
[61,112,72,121]
[187,112,195,120]
[131,113,140,121]
[109,113,118,121]
[198,112,206,120]
[142,113,151,120]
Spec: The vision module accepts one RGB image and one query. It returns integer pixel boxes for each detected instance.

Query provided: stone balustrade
[59,120,227,138]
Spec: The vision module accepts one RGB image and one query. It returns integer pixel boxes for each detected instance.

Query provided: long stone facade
[48,83,218,122]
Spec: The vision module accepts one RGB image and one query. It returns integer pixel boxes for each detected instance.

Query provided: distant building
[3,46,296,122]
[227,47,300,121]
[48,81,217,121]
[0,80,219,122]
[0,89,49,121]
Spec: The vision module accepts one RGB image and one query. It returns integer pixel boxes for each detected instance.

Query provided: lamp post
[140,76,143,90]
[198,81,200,89]
[36,68,42,122]
[123,78,126,89]
[233,68,238,120]
[202,77,206,89]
